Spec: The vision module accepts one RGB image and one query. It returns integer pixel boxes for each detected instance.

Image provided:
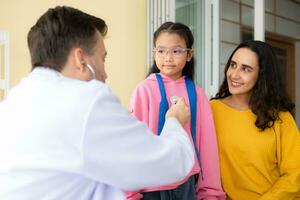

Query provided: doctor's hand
[165,97,190,126]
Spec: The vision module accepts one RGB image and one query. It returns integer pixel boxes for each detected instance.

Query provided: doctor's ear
[73,48,86,70]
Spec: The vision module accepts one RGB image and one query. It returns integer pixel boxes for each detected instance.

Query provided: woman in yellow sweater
[210,40,300,200]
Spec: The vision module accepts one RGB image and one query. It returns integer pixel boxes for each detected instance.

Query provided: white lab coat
[0,67,194,200]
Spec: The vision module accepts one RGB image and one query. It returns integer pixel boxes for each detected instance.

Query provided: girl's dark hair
[213,40,295,131]
[148,21,195,81]
[28,6,107,71]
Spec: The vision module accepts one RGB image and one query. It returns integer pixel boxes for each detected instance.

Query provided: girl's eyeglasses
[153,47,191,58]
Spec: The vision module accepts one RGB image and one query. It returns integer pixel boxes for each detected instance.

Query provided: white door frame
[254,0,265,41]
[203,0,220,98]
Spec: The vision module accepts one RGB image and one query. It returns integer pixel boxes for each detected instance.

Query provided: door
[267,36,296,104]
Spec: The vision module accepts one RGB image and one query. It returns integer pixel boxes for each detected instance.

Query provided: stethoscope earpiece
[85,63,96,80]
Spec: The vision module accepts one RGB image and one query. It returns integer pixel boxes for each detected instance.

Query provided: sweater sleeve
[259,112,300,200]
[195,88,226,200]
[128,85,150,124]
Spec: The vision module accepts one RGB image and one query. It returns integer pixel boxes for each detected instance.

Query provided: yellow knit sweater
[210,99,300,200]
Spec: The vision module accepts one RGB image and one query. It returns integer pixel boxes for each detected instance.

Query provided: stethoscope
[85,63,96,80]
[170,95,179,104]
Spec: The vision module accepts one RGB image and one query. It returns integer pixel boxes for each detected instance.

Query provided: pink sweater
[127,74,225,200]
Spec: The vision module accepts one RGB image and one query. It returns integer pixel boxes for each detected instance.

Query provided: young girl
[210,40,300,199]
[126,22,225,200]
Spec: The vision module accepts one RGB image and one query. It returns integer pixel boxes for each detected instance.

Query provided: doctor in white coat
[0,6,195,200]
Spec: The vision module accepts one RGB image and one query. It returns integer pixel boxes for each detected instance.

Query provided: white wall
[0,0,147,106]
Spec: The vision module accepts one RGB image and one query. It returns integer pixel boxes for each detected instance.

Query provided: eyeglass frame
[152,47,192,58]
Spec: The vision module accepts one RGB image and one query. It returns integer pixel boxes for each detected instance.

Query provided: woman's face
[226,47,259,98]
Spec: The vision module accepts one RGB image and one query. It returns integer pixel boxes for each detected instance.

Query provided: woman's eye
[243,67,250,72]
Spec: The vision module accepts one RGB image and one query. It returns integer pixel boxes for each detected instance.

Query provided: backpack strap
[185,77,203,179]
[156,73,169,135]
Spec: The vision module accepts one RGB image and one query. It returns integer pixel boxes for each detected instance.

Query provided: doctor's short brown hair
[27,6,107,71]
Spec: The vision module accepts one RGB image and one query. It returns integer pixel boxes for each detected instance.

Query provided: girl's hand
[128,108,134,114]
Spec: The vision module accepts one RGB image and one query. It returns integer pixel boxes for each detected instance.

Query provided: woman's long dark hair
[148,21,195,81]
[212,40,295,131]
